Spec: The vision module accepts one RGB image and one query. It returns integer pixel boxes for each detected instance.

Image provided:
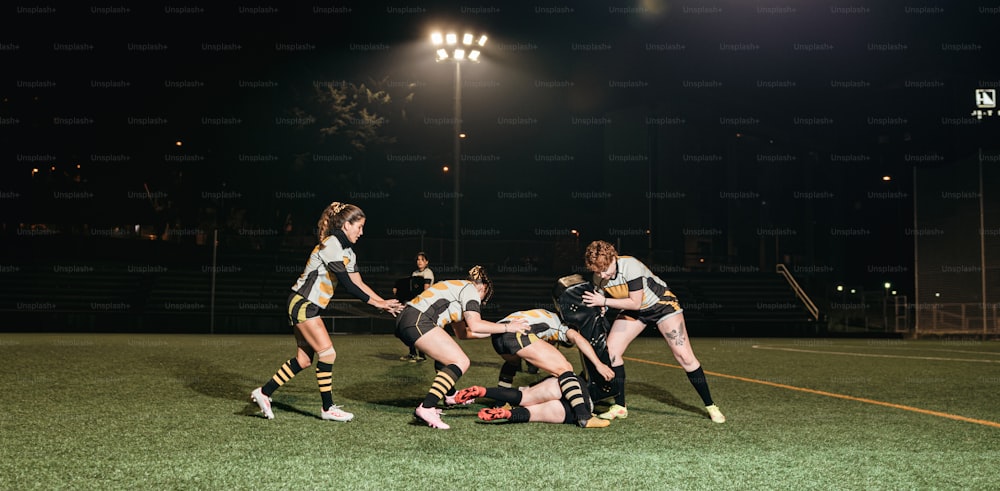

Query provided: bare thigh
[605,317,647,366]
[516,342,573,377]
[414,327,470,372]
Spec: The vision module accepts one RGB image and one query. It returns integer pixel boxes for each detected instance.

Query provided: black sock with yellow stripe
[316,361,335,410]
[262,358,303,397]
[423,364,462,408]
[558,371,591,425]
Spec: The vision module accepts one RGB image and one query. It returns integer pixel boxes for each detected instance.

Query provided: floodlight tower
[431,30,487,268]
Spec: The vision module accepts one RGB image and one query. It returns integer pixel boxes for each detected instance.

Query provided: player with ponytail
[394,265,529,429]
[250,201,402,422]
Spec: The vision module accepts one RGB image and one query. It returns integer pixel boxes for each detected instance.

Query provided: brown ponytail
[468,265,493,304]
[316,202,366,248]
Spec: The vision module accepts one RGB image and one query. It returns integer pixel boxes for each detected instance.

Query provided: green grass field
[2,333,997,490]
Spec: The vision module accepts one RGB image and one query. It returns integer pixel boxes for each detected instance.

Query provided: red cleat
[454,385,487,404]
[477,407,511,421]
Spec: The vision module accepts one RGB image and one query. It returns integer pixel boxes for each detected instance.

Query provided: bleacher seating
[1,237,818,335]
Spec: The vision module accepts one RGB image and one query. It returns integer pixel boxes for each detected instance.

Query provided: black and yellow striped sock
[262,358,303,397]
[558,371,591,425]
[422,364,461,408]
[316,361,334,410]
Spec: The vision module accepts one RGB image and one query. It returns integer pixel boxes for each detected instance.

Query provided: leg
[412,328,470,429]
[515,377,562,406]
[297,317,353,421]
[515,343,590,425]
[250,323,315,419]
[497,355,521,388]
[599,318,645,419]
[657,313,725,423]
[526,400,570,424]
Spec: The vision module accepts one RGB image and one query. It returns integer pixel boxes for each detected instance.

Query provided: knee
[317,346,336,363]
[455,355,471,373]
[296,353,313,368]
[674,353,698,370]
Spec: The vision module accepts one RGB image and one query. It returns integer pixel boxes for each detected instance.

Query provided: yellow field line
[751,345,1000,363]
[623,356,1000,429]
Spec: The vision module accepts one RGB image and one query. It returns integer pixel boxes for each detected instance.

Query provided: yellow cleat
[582,416,611,428]
[706,404,726,423]
[598,404,628,420]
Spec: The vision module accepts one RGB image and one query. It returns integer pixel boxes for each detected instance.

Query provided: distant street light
[431,30,487,268]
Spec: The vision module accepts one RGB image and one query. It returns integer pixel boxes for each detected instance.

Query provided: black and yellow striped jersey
[290,233,357,309]
[592,255,679,311]
[405,280,483,327]
[500,309,571,344]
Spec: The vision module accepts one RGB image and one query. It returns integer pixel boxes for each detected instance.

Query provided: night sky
[3,1,999,293]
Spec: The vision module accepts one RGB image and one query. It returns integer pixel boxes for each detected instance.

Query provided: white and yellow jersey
[592,255,680,312]
[500,309,570,344]
[406,279,482,327]
[290,233,357,309]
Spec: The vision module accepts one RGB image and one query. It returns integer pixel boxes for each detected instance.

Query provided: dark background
[2,1,998,310]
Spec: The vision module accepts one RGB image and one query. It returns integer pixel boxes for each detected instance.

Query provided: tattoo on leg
[664,328,686,347]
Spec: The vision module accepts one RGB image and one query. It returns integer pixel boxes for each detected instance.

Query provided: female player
[456,375,608,428]
[455,308,612,428]
[580,240,726,423]
[398,251,434,362]
[250,202,402,422]
[395,265,529,429]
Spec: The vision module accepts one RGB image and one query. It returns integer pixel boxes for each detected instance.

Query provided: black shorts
[490,331,541,356]
[287,293,321,326]
[617,299,684,327]
[395,306,441,347]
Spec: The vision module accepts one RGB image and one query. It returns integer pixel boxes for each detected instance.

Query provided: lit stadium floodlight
[431,30,487,64]
[429,28,488,267]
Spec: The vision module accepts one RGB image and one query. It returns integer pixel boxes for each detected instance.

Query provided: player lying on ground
[454,375,609,427]
[453,308,613,428]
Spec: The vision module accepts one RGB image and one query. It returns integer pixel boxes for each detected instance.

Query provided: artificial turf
[1,333,997,490]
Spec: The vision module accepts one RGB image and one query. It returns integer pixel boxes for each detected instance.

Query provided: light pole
[431,31,486,268]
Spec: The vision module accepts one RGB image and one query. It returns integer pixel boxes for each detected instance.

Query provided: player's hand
[596,362,615,381]
[509,319,530,334]
[382,299,404,317]
[582,290,607,308]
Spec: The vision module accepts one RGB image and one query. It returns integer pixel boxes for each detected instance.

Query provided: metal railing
[775,264,819,320]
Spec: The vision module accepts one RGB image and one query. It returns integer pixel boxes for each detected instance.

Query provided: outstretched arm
[463,311,529,338]
[566,329,614,381]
